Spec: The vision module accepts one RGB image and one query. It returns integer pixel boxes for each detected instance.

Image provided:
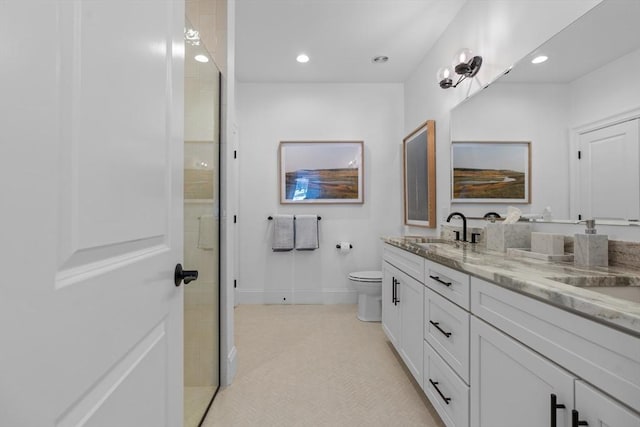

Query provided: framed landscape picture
[403,120,436,227]
[451,141,531,203]
[279,141,364,204]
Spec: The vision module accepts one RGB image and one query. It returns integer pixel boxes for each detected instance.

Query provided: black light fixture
[437,48,483,89]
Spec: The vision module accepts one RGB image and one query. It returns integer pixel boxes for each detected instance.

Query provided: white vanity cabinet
[423,259,472,427]
[383,242,640,427]
[574,381,640,427]
[470,316,575,427]
[470,276,640,426]
[381,262,401,348]
[382,245,425,385]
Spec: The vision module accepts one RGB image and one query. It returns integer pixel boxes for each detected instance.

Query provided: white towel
[295,215,319,250]
[198,214,215,250]
[272,214,294,251]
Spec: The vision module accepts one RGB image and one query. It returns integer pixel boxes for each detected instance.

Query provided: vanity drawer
[383,243,425,283]
[425,259,470,309]
[424,341,469,427]
[470,276,640,411]
[425,287,470,383]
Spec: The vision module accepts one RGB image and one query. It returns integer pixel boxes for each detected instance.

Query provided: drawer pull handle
[571,410,588,427]
[429,379,451,405]
[429,275,452,287]
[429,321,452,338]
[550,394,566,427]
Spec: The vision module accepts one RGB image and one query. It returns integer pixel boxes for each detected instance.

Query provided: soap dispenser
[574,219,608,267]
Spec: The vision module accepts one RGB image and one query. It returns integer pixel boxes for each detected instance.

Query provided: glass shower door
[183,16,220,427]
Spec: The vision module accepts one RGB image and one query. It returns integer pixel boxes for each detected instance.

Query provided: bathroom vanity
[382,237,640,427]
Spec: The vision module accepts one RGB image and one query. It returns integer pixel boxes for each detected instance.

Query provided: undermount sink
[417,238,457,247]
[546,275,640,303]
[402,236,453,244]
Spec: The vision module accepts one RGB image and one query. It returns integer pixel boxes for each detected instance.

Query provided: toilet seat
[348,270,382,282]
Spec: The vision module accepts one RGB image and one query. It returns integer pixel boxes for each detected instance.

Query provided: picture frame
[403,120,436,227]
[451,141,531,203]
[279,141,364,204]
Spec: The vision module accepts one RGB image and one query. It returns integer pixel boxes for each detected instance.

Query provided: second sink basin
[546,275,640,303]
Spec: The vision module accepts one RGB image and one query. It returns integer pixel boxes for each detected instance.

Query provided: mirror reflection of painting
[279,141,364,204]
[406,131,428,221]
[403,120,436,228]
[451,142,530,203]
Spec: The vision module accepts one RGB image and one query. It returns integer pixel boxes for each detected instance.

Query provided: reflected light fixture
[184,27,201,46]
[531,55,548,64]
[296,53,310,63]
[438,48,483,89]
[194,54,209,63]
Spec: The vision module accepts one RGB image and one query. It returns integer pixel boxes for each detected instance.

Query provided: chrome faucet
[446,212,467,242]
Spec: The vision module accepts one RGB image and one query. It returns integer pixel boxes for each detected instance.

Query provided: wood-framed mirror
[403,119,436,227]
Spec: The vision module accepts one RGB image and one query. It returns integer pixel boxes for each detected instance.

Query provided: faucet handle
[454,230,461,241]
[578,219,597,234]
[471,232,481,244]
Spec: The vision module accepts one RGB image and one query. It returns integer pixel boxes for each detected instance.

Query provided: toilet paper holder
[336,243,353,249]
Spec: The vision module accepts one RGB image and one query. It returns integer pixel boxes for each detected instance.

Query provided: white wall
[236,83,404,304]
[403,0,601,236]
[569,48,640,128]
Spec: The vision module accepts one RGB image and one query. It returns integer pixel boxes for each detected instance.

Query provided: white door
[578,119,640,220]
[470,318,575,427]
[0,1,184,426]
[574,381,640,427]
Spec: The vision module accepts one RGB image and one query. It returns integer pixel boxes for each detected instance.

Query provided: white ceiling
[235,0,466,83]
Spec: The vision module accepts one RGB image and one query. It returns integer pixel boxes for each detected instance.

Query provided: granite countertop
[383,236,640,337]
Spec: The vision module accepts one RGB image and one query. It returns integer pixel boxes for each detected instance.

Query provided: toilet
[349,270,383,321]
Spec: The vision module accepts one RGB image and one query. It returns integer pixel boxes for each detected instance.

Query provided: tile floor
[202,304,445,427]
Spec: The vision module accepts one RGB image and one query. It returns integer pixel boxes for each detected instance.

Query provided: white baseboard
[236,289,357,305]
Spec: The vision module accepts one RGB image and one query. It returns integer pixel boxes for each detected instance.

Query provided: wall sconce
[437,48,483,89]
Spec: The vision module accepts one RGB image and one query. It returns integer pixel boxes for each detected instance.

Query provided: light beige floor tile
[202,305,445,427]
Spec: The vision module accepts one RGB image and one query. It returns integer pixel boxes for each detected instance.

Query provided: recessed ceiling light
[531,55,548,64]
[194,54,209,63]
[372,55,389,64]
[296,54,310,63]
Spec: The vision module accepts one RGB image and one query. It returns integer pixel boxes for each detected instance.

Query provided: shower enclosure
[183,16,221,427]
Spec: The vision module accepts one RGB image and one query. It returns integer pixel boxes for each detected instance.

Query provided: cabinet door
[382,262,401,349]
[574,381,640,427]
[470,317,575,427]
[398,271,424,385]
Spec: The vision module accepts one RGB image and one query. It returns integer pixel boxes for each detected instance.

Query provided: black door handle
[174,263,198,286]
[572,409,588,427]
[392,277,396,303]
[550,394,566,427]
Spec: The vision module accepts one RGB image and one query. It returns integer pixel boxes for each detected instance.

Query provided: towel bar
[336,243,353,249]
[268,216,321,220]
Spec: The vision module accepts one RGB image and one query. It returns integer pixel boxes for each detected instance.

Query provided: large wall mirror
[450,0,640,225]
[404,120,436,227]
